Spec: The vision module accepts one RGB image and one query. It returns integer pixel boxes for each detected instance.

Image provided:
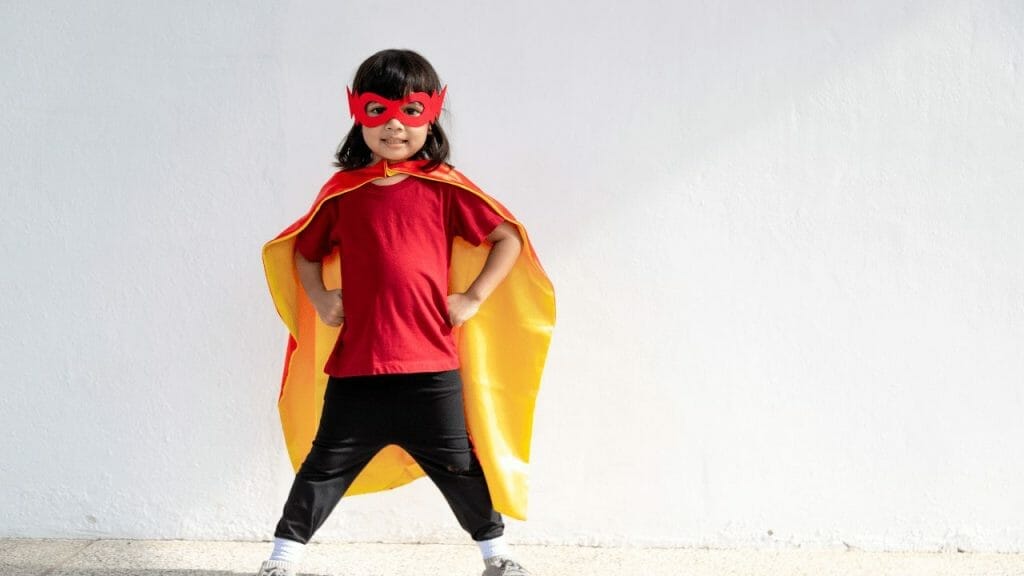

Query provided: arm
[447,221,523,327]
[295,251,345,327]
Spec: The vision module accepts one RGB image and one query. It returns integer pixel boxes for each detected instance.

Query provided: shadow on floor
[9,569,332,576]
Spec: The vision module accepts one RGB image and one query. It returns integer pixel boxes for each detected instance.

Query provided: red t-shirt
[294,176,506,377]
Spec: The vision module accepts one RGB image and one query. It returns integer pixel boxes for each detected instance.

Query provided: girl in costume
[259,49,555,576]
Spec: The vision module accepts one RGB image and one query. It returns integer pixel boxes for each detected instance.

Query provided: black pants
[274,370,504,544]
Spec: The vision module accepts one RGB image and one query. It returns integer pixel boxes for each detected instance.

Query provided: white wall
[2,0,1022,551]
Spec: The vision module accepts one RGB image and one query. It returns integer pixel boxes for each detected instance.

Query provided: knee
[440,450,484,476]
[296,445,347,480]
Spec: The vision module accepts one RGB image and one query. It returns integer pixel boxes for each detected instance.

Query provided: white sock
[269,537,306,564]
[477,535,511,560]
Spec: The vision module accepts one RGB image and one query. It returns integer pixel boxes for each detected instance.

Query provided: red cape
[262,159,555,519]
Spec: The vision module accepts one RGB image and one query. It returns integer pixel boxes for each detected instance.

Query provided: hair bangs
[353,50,442,99]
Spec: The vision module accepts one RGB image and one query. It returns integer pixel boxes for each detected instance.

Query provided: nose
[384,117,404,130]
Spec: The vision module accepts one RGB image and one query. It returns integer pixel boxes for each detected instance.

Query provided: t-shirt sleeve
[294,200,339,262]
[447,186,507,246]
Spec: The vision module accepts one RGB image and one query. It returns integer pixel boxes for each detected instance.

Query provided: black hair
[334,49,451,172]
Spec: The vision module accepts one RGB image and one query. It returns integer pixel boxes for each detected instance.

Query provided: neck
[371,173,409,186]
[367,158,408,186]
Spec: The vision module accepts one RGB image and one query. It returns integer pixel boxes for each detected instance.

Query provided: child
[260,49,555,576]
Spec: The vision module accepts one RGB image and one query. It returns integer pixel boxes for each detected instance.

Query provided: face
[360,98,430,162]
[348,86,446,163]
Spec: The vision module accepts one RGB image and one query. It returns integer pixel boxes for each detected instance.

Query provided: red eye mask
[347,86,447,128]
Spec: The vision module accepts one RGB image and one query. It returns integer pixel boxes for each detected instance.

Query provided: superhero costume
[262,159,555,519]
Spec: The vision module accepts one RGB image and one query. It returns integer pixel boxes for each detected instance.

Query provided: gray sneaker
[256,559,296,576]
[483,555,532,576]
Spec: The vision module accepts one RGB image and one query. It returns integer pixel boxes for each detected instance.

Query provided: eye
[365,103,387,116]
[402,104,424,116]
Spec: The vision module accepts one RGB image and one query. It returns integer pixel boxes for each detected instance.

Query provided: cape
[262,159,555,520]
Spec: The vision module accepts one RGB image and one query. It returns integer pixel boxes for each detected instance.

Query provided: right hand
[311,289,345,327]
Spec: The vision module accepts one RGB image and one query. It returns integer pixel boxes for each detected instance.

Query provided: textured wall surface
[2,0,1022,551]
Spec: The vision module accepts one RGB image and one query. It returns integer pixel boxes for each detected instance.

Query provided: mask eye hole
[365,103,388,117]
[401,103,424,117]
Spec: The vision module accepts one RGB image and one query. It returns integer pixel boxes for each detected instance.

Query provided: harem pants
[273,369,504,543]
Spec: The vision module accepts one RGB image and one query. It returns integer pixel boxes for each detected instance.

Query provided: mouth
[382,138,408,146]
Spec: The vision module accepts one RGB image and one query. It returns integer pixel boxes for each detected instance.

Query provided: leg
[274,376,386,543]
[410,443,505,541]
[396,370,505,541]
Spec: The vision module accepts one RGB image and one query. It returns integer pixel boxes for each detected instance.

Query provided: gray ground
[3,539,1024,576]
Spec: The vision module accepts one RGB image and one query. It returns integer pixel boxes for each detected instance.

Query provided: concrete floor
[3,539,1024,576]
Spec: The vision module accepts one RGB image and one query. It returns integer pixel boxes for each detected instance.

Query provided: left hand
[447,292,481,327]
